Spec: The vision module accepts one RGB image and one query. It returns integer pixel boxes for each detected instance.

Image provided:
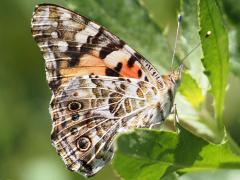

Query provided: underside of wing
[31,3,168,177]
[50,75,159,176]
[31,4,163,92]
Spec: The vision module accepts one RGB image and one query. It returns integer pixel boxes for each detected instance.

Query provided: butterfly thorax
[153,65,182,124]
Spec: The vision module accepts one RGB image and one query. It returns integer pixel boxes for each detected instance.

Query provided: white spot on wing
[62,20,72,27]
[52,21,58,27]
[51,32,58,38]
[75,26,98,43]
[59,10,72,20]
[38,7,50,18]
[104,50,131,67]
[58,41,68,52]
[89,22,100,30]
[117,127,128,133]
[75,32,87,43]
[43,52,55,61]
[124,44,136,54]
[33,7,50,30]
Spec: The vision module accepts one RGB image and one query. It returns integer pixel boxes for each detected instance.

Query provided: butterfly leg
[149,122,162,129]
[172,104,180,133]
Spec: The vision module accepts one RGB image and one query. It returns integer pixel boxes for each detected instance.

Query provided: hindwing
[50,75,159,176]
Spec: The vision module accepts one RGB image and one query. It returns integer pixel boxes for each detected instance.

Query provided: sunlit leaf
[198,0,229,135]
[113,129,240,180]
[179,72,204,108]
[222,0,240,78]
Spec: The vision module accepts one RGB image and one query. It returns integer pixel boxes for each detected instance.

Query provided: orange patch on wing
[79,54,105,67]
[60,54,107,77]
[60,67,107,77]
[119,59,140,79]
[59,54,142,78]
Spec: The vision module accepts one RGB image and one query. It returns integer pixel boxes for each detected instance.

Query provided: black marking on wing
[91,27,104,44]
[105,68,119,77]
[66,42,82,67]
[138,69,142,77]
[114,62,123,72]
[127,56,136,68]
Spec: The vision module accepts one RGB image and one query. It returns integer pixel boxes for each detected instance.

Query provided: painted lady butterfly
[31,4,182,177]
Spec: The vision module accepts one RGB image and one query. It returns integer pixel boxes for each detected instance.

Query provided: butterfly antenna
[171,15,182,72]
[179,30,212,66]
[179,42,201,64]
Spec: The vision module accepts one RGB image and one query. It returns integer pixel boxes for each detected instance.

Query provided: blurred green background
[0,0,240,180]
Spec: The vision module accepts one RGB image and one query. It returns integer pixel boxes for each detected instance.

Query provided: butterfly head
[160,64,183,104]
[170,64,183,87]
[161,64,183,89]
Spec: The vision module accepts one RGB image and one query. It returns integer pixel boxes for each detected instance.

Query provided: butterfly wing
[31,4,163,177]
[31,4,163,92]
[50,75,159,176]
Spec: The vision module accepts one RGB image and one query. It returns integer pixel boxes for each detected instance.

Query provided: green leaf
[113,129,240,180]
[221,0,240,78]
[179,72,204,108]
[198,0,229,129]
[138,0,179,30]
[180,170,240,180]
[230,49,240,78]
[138,0,179,47]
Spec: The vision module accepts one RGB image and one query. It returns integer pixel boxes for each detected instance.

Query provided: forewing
[50,75,159,176]
[31,4,163,93]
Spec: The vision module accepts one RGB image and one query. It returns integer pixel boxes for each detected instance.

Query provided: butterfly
[31,4,182,177]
